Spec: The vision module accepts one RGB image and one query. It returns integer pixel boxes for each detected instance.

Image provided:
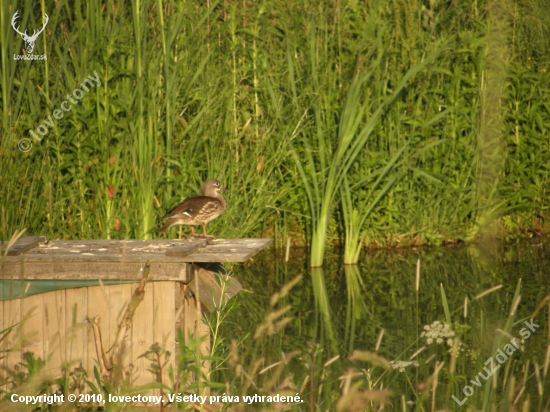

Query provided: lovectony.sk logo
[17,70,101,152]
[12,10,48,60]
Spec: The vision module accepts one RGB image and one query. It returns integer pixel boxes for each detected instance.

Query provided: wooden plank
[1,238,271,279]
[0,300,5,386]
[186,275,212,391]
[71,283,159,386]
[174,283,185,359]
[165,245,202,257]
[3,297,22,377]
[131,280,155,389]
[3,238,269,263]
[83,284,133,382]
[182,287,197,345]
[1,261,188,281]
[182,287,211,372]
[20,238,207,258]
[187,267,242,312]
[43,290,66,375]
[2,279,218,393]
[2,254,201,263]
[177,283,212,395]
[106,284,132,359]
[182,238,272,262]
[87,285,111,374]
[65,287,88,372]
[1,236,48,256]
[21,294,45,361]
[153,282,175,390]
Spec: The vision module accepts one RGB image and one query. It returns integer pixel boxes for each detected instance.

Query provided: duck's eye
[215,182,219,186]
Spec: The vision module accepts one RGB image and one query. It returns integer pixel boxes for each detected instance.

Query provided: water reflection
[226,241,549,407]
[310,267,338,354]
[343,264,369,354]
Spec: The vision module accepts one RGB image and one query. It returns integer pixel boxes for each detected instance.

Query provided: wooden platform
[0,237,272,281]
[0,281,189,390]
[0,236,272,394]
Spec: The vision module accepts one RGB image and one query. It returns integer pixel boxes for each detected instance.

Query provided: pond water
[1,240,547,409]
[223,240,550,410]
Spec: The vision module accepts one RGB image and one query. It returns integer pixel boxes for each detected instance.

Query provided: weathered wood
[0,235,272,392]
[87,316,110,379]
[28,238,207,257]
[22,294,44,357]
[87,286,111,374]
[0,281,216,394]
[181,284,211,387]
[153,282,175,391]
[2,236,48,256]
[2,242,207,262]
[0,300,4,383]
[0,238,272,280]
[5,254,198,262]
[131,280,155,388]
[1,261,188,281]
[65,288,88,371]
[2,297,21,375]
[43,290,66,375]
[187,266,243,312]
[1,238,207,265]
[182,238,273,262]
[113,265,150,369]
[165,245,201,257]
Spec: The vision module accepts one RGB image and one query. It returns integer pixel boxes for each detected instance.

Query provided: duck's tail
[158,219,173,233]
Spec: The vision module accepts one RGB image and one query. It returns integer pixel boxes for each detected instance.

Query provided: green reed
[0,0,549,265]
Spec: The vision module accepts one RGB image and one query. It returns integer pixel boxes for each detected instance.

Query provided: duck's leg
[201,223,216,241]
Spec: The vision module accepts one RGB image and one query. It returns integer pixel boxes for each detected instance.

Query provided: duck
[159,179,227,237]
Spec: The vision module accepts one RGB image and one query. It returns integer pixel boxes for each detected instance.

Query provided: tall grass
[0,0,549,261]
[290,35,448,266]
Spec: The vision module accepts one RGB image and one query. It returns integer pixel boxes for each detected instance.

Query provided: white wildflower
[389,360,419,373]
[420,320,455,346]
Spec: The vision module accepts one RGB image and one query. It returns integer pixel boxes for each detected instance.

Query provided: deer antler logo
[11,11,49,54]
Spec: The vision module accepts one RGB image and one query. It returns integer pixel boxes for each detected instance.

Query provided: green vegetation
[1,0,550,408]
[1,0,550,266]
[1,244,549,410]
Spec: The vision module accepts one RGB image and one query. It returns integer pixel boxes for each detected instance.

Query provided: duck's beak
[219,186,228,191]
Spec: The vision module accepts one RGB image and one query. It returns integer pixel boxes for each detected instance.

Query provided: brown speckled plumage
[158,179,227,237]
